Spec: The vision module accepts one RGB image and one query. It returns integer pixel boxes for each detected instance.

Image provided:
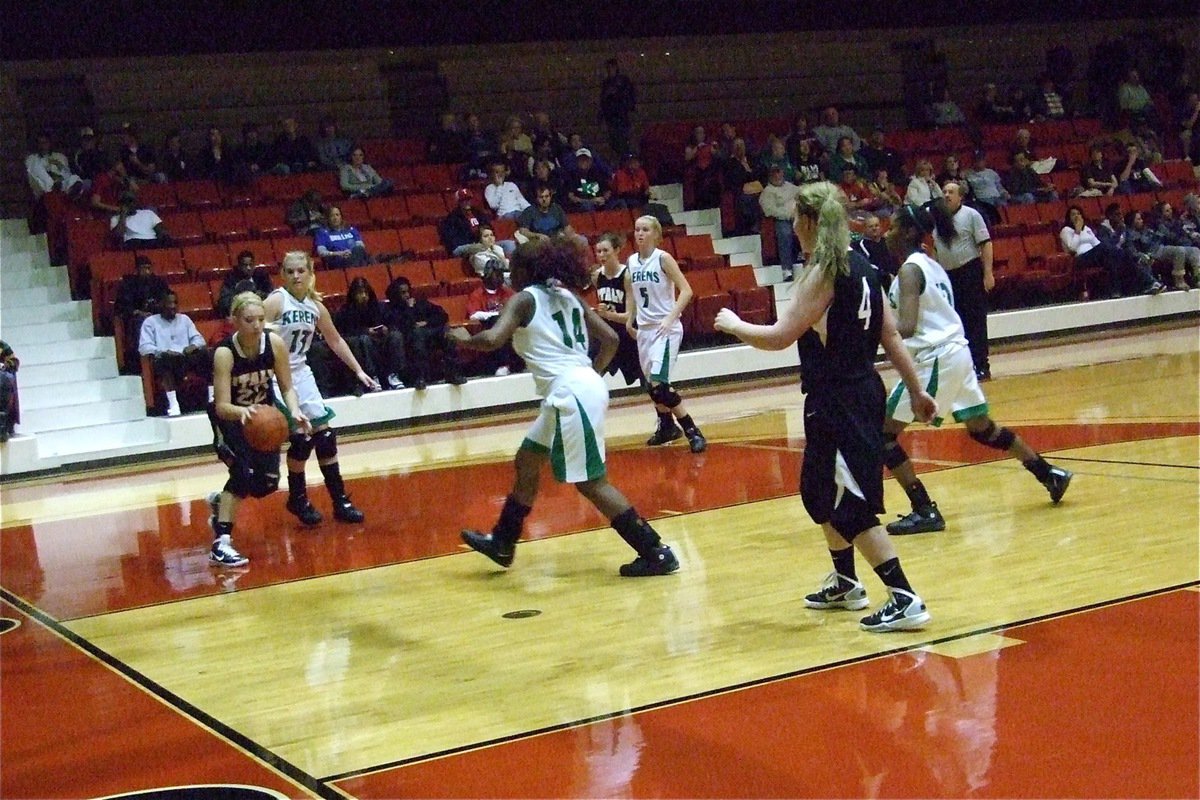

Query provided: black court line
[0,588,340,800]
[1052,456,1200,470]
[321,580,1200,784]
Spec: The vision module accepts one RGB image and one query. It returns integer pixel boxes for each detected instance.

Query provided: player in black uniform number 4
[716,182,939,632]
[206,292,311,567]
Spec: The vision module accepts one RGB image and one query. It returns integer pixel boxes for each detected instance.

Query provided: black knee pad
[649,383,681,409]
[287,432,314,462]
[968,421,1015,451]
[313,428,338,460]
[227,458,279,499]
[882,433,909,470]
[248,468,280,498]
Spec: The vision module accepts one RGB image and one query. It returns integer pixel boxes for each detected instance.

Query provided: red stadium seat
[243,205,292,238]
[174,180,222,210]
[431,257,479,295]
[366,196,411,228]
[389,260,441,298]
[182,242,232,280]
[345,264,394,299]
[173,281,217,321]
[161,210,206,246]
[200,208,250,242]
[398,225,446,259]
[137,247,188,284]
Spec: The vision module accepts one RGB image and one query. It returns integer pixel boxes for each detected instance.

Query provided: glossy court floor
[2,324,1197,799]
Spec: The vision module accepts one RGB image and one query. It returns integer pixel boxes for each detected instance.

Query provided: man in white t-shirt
[111,192,170,249]
[483,163,531,220]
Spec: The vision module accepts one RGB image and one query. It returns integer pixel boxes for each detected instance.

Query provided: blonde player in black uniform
[592,232,644,388]
[626,215,707,453]
[265,251,379,527]
[207,292,310,567]
[880,204,1072,535]
[716,182,938,632]
[454,239,678,577]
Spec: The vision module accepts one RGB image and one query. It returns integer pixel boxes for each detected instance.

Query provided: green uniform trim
[550,409,568,482]
[652,338,672,384]
[952,401,990,422]
[576,398,606,481]
[280,400,334,431]
[519,438,550,455]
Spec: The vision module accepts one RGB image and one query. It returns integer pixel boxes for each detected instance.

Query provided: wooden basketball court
[2,323,1197,799]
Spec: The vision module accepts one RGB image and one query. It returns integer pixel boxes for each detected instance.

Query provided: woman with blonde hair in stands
[715,182,937,632]
[905,159,943,207]
[625,215,707,453]
[264,251,380,528]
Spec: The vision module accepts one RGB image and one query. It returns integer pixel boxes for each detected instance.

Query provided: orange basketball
[242,404,290,452]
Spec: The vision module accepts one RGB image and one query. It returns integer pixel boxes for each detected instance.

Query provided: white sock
[166,390,180,416]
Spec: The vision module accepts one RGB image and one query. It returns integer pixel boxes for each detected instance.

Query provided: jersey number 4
[857,277,873,330]
[551,308,588,352]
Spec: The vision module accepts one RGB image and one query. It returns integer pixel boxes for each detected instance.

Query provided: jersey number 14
[551,308,588,352]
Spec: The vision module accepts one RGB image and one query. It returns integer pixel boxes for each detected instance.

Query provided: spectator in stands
[428,112,468,165]
[466,260,521,376]
[563,132,613,178]
[725,138,762,236]
[1149,202,1200,289]
[1113,121,1165,165]
[463,113,497,178]
[1009,128,1058,173]
[683,125,722,210]
[785,113,821,164]
[26,131,84,202]
[339,146,394,199]
[825,136,868,184]
[335,277,407,389]
[161,130,191,182]
[1063,206,1163,297]
[530,157,564,198]
[853,214,898,287]
[467,224,512,274]
[439,188,491,256]
[867,168,902,219]
[599,57,637,157]
[1097,201,1131,249]
[517,185,576,242]
[1007,85,1033,122]
[859,127,905,184]
[1031,74,1072,121]
[791,137,823,184]
[232,122,273,182]
[287,190,326,235]
[566,148,613,211]
[937,154,975,206]
[611,152,651,210]
[499,115,534,160]
[838,165,878,221]
[813,106,861,155]
[196,126,233,182]
[756,136,796,183]
[928,86,967,127]
[384,276,466,389]
[315,205,369,268]
[0,340,18,443]
[119,123,165,183]
[216,250,273,317]
[976,83,1018,123]
[1079,146,1119,196]
[1118,69,1159,130]
[315,116,353,171]
[714,122,741,161]
[72,127,106,183]
[529,110,570,160]
[1005,152,1058,204]
[138,289,210,416]
[111,192,170,249]
[964,150,1010,224]
[1116,142,1162,194]
[90,156,132,216]
[905,159,943,207]
[114,255,169,372]
[1178,91,1199,163]
[484,162,530,219]
[273,117,319,174]
[758,164,800,280]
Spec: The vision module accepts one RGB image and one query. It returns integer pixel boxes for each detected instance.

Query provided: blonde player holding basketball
[454,239,679,576]
[625,215,707,452]
[265,251,379,527]
[207,292,310,567]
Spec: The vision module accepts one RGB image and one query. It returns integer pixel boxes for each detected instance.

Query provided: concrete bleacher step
[0,259,65,290]
[19,375,142,409]
[0,318,94,346]
[21,395,147,433]
[16,336,115,366]
[651,183,683,215]
[0,284,72,308]
[19,355,120,387]
[35,418,170,461]
[1,299,90,327]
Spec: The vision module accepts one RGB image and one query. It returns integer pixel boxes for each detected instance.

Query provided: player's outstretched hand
[911,390,938,424]
[714,308,741,335]
[294,410,312,436]
[358,372,382,393]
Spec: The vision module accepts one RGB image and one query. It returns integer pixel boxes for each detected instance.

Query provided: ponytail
[795,181,850,280]
[929,198,957,242]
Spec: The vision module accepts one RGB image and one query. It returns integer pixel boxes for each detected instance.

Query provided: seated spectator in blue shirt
[516,185,577,242]
[314,206,369,268]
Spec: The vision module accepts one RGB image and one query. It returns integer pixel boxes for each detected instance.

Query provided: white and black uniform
[513,284,608,484]
[595,265,643,386]
[796,250,886,537]
[209,331,280,494]
[270,287,334,427]
[627,248,683,384]
[885,251,988,425]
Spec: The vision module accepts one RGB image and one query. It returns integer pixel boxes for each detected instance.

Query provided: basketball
[242,404,290,452]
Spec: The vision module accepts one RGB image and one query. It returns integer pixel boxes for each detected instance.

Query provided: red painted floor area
[3,421,1193,621]
[0,600,312,799]
[335,588,1200,799]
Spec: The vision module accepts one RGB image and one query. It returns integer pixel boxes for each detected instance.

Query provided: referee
[931,181,994,380]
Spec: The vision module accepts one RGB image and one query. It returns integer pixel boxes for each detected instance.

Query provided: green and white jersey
[270,287,321,372]
[512,284,593,397]
[887,251,968,362]
[627,248,681,333]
